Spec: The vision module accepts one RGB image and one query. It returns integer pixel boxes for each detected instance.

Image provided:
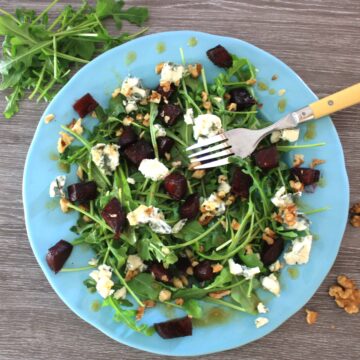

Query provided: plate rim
[22,30,350,356]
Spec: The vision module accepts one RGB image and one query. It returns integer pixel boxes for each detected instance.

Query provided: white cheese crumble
[127,177,135,185]
[257,302,269,314]
[228,259,261,279]
[89,264,115,299]
[160,62,184,85]
[284,235,313,265]
[138,158,169,181]
[193,114,223,141]
[172,219,187,234]
[91,143,120,175]
[127,205,172,234]
[271,186,294,208]
[120,77,147,100]
[153,123,167,138]
[255,317,269,328]
[269,260,281,272]
[49,175,66,198]
[184,108,194,125]
[113,287,127,300]
[201,193,226,216]
[126,254,147,272]
[270,128,300,143]
[88,258,98,267]
[218,181,231,196]
[285,213,310,231]
[261,274,281,296]
[125,100,138,114]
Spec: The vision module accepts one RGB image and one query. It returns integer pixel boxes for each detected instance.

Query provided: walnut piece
[208,290,231,299]
[310,158,325,169]
[188,63,202,78]
[159,289,172,302]
[192,169,206,179]
[136,306,145,321]
[350,202,360,228]
[211,263,223,273]
[175,298,185,306]
[329,275,360,314]
[305,309,318,325]
[293,154,304,168]
[44,114,55,124]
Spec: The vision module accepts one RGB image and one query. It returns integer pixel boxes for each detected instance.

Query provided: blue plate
[23,31,349,356]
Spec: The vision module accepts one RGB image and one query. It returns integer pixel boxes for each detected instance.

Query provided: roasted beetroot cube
[157,136,174,157]
[118,126,138,148]
[164,172,187,200]
[260,238,284,266]
[229,88,256,110]
[254,146,279,170]
[156,83,176,100]
[46,240,73,273]
[149,262,172,283]
[67,181,97,202]
[155,316,192,339]
[206,45,233,68]
[124,139,154,165]
[231,168,252,198]
[101,198,127,236]
[291,167,320,185]
[158,103,182,127]
[73,93,98,118]
[194,260,215,281]
[179,193,200,220]
[175,256,191,274]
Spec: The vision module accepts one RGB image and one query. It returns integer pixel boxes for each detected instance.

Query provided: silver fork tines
[194,157,230,169]
[188,142,231,159]
[190,148,233,163]
[185,134,227,151]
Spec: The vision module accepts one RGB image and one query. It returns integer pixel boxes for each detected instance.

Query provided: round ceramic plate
[23,31,349,356]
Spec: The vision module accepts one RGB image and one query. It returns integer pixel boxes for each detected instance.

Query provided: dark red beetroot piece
[156,83,176,100]
[154,316,192,339]
[260,238,284,266]
[118,126,138,148]
[175,256,191,274]
[194,260,215,281]
[253,146,279,170]
[157,136,175,157]
[46,240,73,273]
[158,103,182,127]
[73,93,98,118]
[206,45,233,68]
[67,181,97,202]
[124,139,154,165]
[101,198,127,236]
[291,167,320,185]
[149,262,172,283]
[179,193,200,220]
[229,88,256,110]
[231,168,252,198]
[164,172,187,200]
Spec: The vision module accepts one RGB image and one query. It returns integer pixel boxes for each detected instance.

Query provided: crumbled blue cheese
[285,213,310,231]
[89,264,115,299]
[193,114,223,140]
[49,175,66,198]
[126,254,147,272]
[255,317,269,328]
[153,124,167,138]
[120,77,147,100]
[113,287,127,300]
[201,193,226,216]
[125,100,138,114]
[160,62,185,85]
[228,259,261,279]
[91,143,120,175]
[261,274,280,296]
[271,186,294,208]
[217,181,231,197]
[172,219,187,234]
[271,128,300,143]
[257,302,269,314]
[127,205,172,234]
[184,108,194,125]
[138,158,169,181]
[284,235,312,265]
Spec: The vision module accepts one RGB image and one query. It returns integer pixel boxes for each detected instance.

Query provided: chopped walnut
[180,275,189,286]
[350,203,360,214]
[142,117,150,127]
[293,154,304,168]
[115,127,123,136]
[76,166,84,181]
[246,78,257,85]
[175,298,185,306]
[68,118,83,135]
[225,195,236,206]
[59,198,71,213]
[208,290,231,299]
[329,275,360,314]
[186,266,194,276]
[310,158,326,169]
[218,175,228,183]
[188,63,202,78]
[224,93,231,100]
[272,212,283,223]
[79,204,91,223]
[212,263,223,273]
[289,180,304,192]
[188,161,201,170]
[262,227,276,245]
[57,132,74,153]
[192,169,206,179]
[112,88,122,98]
[305,309,318,325]
[135,113,143,122]
[171,160,182,168]
[231,219,240,231]
[191,260,199,267]
[160,80,171,92]
[201,91,208,102]
[123,116,134,126]
[203,101,212,111]
[185,249,194,258]
[155,62,164,74]
[271,74,278,81]
[165,152,171,161]
[149,90,162,104]
[245,244,253,255]
[44,114,55,124]
[350,203,360,228]
[136,306,145,321]
[283,204,297,227]
[144,300,156,308]
[173,277,184,289]
[125,269,139,282]
[159,289,172,302]
[227,102,237,111]
[199,213,213,226]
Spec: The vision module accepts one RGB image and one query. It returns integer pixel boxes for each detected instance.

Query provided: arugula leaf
[239,252,265,271]
[4,85,22,119]
[128,273,162,301]
[230,279,259,314]
[183,299,203,319]
[205,267,232,290]
[173,286,209,300]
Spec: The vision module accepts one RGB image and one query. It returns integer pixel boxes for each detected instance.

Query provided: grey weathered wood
[0,1,359,359]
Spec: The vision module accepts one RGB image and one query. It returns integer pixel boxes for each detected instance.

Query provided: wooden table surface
[0,1,359,359]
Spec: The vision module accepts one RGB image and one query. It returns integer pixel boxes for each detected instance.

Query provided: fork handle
[309,82,360,119]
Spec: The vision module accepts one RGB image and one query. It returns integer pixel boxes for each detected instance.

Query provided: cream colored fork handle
[309,83,360,119]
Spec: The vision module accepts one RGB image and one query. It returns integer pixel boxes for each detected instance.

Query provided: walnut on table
[349,202,360,227]
[305,309,318,325]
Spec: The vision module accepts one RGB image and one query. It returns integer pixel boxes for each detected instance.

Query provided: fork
[187,82,360,169]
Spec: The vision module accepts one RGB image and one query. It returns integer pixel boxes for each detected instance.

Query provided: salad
[45,44,324,339]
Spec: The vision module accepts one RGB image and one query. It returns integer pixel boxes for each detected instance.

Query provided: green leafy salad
[45,44,325,339]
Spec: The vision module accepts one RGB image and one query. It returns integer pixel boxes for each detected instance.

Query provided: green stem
[0,8,21,24]
[31,0,59,25]
[303,206,330,215]
[201,68,209,94]
[37,77,57,101]
[52,36,58,79]
[277,143,326,152]
[149,103,159,159]
[60,265,95,272]
[29,64,46,100]
[165,130,188,147]
[60,125,92,149]
[204,297,246,312]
